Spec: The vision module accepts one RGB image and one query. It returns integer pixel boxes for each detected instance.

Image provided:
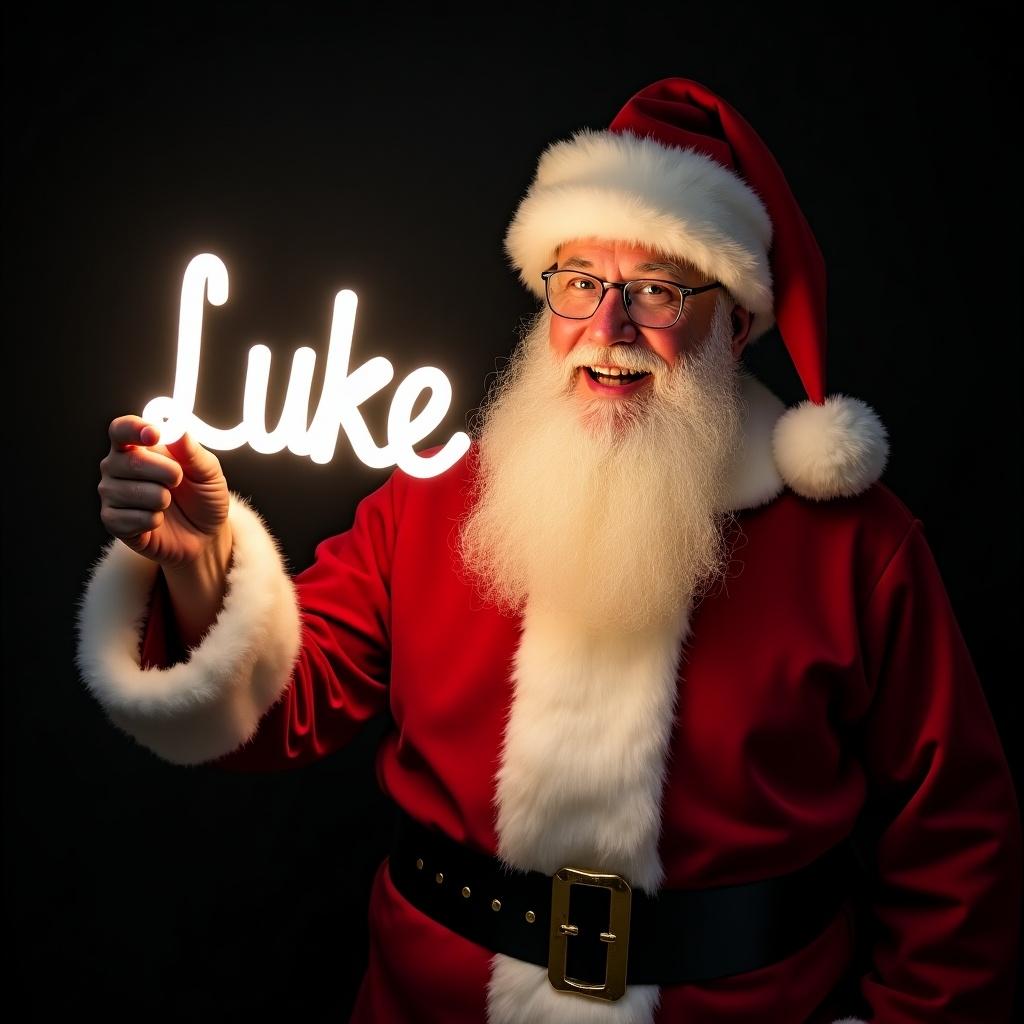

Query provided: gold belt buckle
[548,867,632,1001]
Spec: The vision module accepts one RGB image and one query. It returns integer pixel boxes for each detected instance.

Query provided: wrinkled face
[547,238,741,406]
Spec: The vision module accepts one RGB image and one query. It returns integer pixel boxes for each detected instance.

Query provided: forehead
[555,238,702,280]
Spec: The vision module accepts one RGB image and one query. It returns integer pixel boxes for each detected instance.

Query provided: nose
[584,285,638,345]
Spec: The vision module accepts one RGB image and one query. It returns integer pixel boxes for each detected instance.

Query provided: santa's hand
[98,415,231,569]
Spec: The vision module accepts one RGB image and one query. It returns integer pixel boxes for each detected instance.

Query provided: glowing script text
[142,253,470,479]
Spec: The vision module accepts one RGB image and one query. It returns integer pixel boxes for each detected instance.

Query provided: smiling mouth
[583,365,652,386]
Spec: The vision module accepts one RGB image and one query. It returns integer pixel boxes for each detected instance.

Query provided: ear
[730,305,754,361]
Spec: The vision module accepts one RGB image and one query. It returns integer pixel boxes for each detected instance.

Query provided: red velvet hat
[505,78,888,500]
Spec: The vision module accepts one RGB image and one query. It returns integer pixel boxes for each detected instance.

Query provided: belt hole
[491,899,502,912]
[435,872,444,884]
[461,886,471,898]
[415,858,424,871]
[525,910,536,924]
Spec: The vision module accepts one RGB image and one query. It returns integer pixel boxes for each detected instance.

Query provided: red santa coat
[76,376,1021,1024]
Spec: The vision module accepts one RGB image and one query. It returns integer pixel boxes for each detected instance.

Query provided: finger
[109,415,161,452]
[100,506,164,540]
[99,478,172,512]
[102,447,184,489]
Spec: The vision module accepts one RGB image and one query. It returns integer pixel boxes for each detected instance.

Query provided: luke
[142,252,469,477]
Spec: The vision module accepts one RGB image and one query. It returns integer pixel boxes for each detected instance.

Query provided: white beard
[459,298,744,634]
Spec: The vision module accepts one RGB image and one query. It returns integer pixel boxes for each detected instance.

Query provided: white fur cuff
[75,492,301,765]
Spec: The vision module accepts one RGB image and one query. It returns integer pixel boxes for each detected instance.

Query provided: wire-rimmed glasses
[541,267,722,329]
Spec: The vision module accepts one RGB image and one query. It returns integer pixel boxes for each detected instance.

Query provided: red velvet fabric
[140,456,1022,1022]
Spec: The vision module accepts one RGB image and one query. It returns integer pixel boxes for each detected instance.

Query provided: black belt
[389,809,861,1002]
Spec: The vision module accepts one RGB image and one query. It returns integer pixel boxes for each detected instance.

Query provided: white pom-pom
[773,394,889,500]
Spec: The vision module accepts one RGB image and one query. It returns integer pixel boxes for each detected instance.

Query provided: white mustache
[565,345,667,376]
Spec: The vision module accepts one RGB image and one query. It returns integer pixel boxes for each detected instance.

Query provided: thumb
[164,430,221,480]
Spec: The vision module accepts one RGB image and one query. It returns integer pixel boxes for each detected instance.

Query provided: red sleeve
[853,520,1022,1022]
[139,568,190,671]
[140,474,400,773]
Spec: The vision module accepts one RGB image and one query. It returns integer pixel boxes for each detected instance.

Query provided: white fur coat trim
[494,604,690,889]
[489,956,660,1024]
[489,959,865,1024]
[723,372,786,512]
[75,492,301,766]
[489,600,689,1023]
[504,129,775,340]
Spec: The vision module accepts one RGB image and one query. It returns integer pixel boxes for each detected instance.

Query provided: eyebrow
[634,261,689,280]
[559,256,693,281]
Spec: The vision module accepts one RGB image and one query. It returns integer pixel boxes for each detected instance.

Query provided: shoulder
[738,481,921,598]
[383,441,479,522]
[754,479,916,537]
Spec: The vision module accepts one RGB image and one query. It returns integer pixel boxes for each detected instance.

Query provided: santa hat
[504,78,888,501]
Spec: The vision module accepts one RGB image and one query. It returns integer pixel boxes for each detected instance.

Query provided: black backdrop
[5,5,1021,1020]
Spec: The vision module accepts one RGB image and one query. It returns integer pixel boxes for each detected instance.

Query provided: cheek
[546,320,578,361]
[649,330,689,367]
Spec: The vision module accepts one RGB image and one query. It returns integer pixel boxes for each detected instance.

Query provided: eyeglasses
[541,267,722,329]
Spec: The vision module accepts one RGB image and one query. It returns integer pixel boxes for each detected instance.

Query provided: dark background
[4,4,1020,1020]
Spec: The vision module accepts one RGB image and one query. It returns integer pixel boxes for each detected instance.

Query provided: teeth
[587,365,646,377]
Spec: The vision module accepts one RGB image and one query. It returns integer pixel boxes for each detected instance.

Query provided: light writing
[142,253,470,479]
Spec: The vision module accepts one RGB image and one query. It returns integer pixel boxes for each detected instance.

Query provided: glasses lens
[624,280,684,328]
[546,270,603,319]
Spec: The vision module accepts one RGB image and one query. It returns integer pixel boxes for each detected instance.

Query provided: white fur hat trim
[505,129,775,338]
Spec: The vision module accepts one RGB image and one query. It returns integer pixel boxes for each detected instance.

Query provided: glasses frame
[540,266,722,329]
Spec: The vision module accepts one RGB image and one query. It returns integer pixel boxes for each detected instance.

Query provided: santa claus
[77,79,1021,1023]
